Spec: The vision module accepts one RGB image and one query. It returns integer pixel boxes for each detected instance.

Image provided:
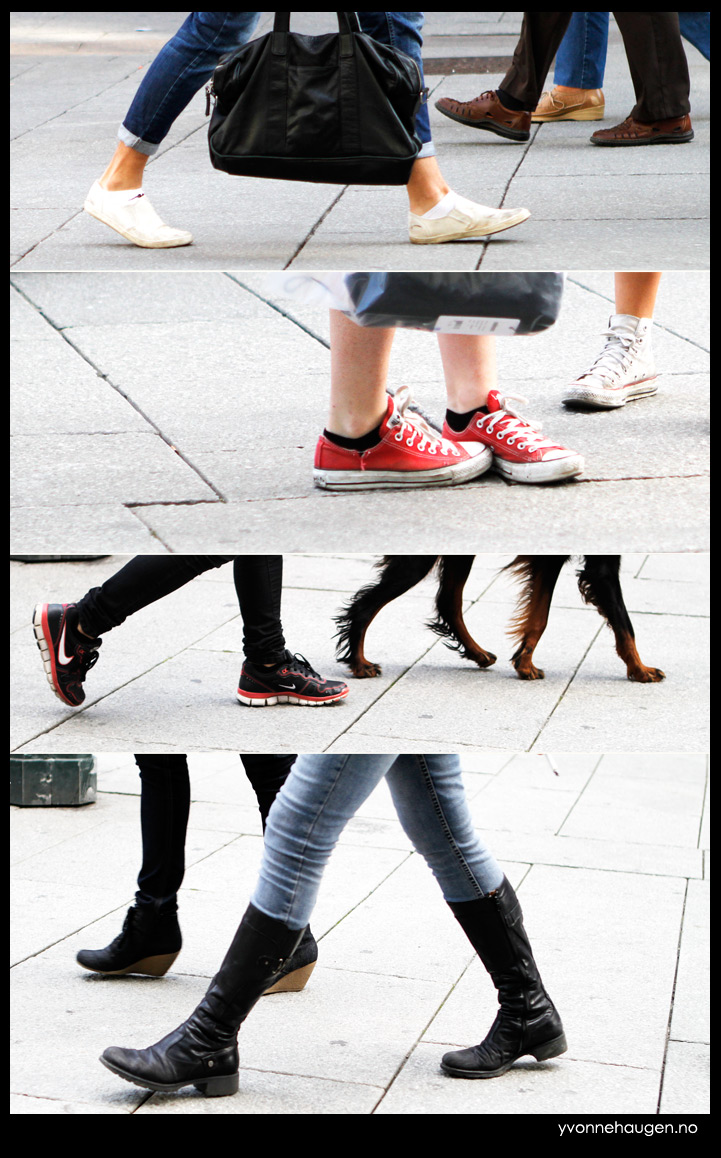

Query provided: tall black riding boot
[100,903,305,1096]
[441,876,567,1078]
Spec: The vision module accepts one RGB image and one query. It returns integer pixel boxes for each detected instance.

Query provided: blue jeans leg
[554,11,609,89]
[678,12,710,61]
[357,12,434,156]
[251,754,503,928]
[121,12,261,154]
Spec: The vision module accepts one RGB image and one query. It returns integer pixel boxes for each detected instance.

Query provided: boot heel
[194,1071,239,1097]
[532,1032,568,1061]
[264,960,316,994]
[133,951,180,977]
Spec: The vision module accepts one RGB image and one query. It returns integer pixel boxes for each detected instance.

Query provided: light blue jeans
[251,754,504,929]
[121,12,434,158]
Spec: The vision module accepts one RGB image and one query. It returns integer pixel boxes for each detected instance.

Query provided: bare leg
[326,310,395,438]
[614,272,662,319]
[99,142,149,191]
[406,156,450,215]
[437,334,497,412]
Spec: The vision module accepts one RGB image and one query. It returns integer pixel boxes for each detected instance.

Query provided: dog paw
[515,664,545,680]
[628,666,666,683]
[352,661,382,679]
[471,650,497,669]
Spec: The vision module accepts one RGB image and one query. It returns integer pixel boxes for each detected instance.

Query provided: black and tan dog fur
[335,556,665,683]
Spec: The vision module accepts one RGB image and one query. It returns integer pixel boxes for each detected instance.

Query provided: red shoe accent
[314,389,492,490]
[443,390,584,484]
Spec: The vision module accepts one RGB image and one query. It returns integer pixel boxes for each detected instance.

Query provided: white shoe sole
[494,454,584,484]
[313,447,493,491]
[237,693,346,707]
[562,378,658,409]
[410,208,531,245]
[83,202,193,249]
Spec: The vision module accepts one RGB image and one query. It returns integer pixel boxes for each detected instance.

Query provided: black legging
[75,555,286,664]
[134,753,296,910]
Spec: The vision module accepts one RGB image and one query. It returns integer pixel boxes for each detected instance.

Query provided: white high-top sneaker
[563,314,658,409]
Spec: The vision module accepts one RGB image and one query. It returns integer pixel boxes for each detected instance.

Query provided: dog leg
[577,558,665,682]
[507,556,566,679]
[335,556,439,678]
[431,557,496,668]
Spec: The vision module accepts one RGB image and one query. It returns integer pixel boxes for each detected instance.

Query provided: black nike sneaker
[32,602,102,706]
[237,650,348,707]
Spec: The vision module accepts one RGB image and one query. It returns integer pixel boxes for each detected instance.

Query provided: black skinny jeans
[75,555,286,664]
[134,753,296,910]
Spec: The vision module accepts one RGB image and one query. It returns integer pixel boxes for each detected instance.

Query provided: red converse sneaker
[443,390,584,484]
[313,388,492,491]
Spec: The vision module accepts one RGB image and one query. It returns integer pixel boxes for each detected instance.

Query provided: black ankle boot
[100,903,305,1096]
[441,877,567,1079]
[77,905,182,977]
[264,925,317,993]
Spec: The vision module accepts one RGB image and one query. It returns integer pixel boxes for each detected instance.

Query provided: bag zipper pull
[205,84,214,116]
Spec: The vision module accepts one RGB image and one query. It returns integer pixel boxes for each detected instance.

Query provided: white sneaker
[83,180,193,248]
[563,315,658,409]
[409,194,530,244]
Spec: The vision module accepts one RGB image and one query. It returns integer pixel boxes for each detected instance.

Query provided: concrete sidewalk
[10,553,710,756]
[9,271,710,553]
[10,13,710,271]
[10,751,709,1115]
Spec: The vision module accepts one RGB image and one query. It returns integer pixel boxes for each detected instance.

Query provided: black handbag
[206,11,425,185]
[343,273,565,335]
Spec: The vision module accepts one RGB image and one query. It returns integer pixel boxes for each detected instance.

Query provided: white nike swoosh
[58,620,75,665]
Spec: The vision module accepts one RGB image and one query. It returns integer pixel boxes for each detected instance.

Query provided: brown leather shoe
[590,113,693,146]
[532,87,604,122]
[435,90,531,141]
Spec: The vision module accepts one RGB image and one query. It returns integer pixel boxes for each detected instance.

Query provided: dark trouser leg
[76,556,235,637]
[233,556,287,664]
[500,13,573,110]
[240,753,296,831]
[135,755,191,910]
[613,12,690,120]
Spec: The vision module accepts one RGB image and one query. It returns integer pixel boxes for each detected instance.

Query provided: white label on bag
[433,315,521,335]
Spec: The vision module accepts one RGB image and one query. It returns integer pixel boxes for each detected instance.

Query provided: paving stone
[669,880,710,1044]
[659,1042,710,1115]
[9,751,708,1114]
[10,18,709,271]
[376,1044,661,1115]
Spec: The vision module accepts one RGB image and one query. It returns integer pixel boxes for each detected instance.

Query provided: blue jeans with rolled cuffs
[251,754,504,930]
[121,11,434,158]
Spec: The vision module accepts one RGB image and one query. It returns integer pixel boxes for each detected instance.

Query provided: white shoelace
[477,394,559,452]
[578,329,640,385]
[390,387,461,457]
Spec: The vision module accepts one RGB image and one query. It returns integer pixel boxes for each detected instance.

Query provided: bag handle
[269,12,363,157]
[272,12,360,56]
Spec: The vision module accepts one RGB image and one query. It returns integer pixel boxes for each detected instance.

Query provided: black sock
[323,422,383,452]
[496,87,527,113]
[445,405,488,433]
